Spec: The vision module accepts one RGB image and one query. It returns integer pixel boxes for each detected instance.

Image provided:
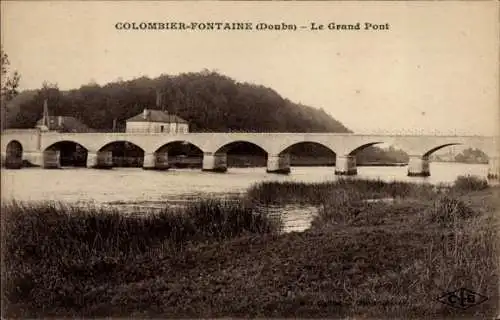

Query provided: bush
[183,198,281,239]
[311,189,365,226]
[453,175,489,192]
[425,195,477,227]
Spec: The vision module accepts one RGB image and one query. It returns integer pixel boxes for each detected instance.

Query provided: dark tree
[1,47,21,130]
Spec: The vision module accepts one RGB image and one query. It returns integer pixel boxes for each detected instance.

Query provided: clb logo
[437,288,488,310]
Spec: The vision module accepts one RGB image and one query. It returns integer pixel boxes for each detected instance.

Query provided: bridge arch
[422,143,490,167]
[279,141,336,167]
[98,141,145,167]
[155,140,204,155]
[348,142,385,155]
[4,140,23,169]
[44,140,89,167]
[404,142,492,178]
[214,140,268,168]
[155,141,204,169]
[214,140,269,155]
[422,143,462,158]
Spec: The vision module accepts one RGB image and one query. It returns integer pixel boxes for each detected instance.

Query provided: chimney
[143,109,150,120]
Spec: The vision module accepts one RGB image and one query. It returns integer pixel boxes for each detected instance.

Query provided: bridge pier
[156,152,170,170]
[42,151,61,169]
[266,154,291,174]
[202,152,227,173]
[407,155,430,177]
[335,155,357,175]
[86,151,113,169]
[143,152,169,170]
[488,157,499,179]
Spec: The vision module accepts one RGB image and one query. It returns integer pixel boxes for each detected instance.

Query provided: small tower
[39,99,50,131]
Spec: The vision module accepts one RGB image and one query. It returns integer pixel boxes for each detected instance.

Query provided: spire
[43,99,49,127]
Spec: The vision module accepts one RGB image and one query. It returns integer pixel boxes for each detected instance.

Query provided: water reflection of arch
[44,140,89,167]
[155,141,204,169]
[278,141,337,167]
[98,141,145,167]
[214,140,268,168]
[5,140,23,169]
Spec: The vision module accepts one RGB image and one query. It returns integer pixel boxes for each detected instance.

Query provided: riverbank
[1,177,498,318]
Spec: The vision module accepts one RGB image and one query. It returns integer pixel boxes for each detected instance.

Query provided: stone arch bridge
[1,129,499,178]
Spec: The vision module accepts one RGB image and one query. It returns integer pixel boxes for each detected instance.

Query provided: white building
[126,109,189,134]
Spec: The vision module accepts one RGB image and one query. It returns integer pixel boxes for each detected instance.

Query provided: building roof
[36,116,93,132]
[126,109,188,124]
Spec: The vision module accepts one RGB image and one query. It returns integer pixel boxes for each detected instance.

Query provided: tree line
[6,70,351,133]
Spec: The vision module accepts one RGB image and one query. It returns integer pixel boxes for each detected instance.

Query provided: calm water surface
[1,163,491,232]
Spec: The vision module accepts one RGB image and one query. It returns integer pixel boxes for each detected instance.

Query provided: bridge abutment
[21,151,61,169]
[0,152,5,167]
[266,154,291,174]
[23,151,44,167]
[407,155,430,177]
[488,157,499,179]
[335,155,357,175]
[202,153,227,173]
[143,152,169,170]
[86,151,113,169]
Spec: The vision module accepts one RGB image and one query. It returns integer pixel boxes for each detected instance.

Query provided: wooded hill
[5,71,351,133]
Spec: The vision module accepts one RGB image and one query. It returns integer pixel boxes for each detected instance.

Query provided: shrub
[425,195,477,227]
[311,189,366,226]
[453,175,489,192]
[183,198,281,239]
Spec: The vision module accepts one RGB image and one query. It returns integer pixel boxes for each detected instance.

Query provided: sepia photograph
[1,1,499,318]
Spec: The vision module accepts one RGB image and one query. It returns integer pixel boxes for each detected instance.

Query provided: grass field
[1,176,498,318]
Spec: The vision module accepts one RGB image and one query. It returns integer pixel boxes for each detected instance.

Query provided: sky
[1,1,499,136]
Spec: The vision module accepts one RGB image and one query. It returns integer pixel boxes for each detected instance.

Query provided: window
[160,125,164,133]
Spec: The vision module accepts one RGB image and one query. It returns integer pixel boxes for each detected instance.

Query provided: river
[1,162,492,232]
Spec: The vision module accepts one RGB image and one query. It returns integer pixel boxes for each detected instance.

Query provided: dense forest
[5,71,350,133]
[4,70,409,163]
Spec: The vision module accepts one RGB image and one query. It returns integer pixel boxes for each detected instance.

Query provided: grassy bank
[1,176,498,318]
